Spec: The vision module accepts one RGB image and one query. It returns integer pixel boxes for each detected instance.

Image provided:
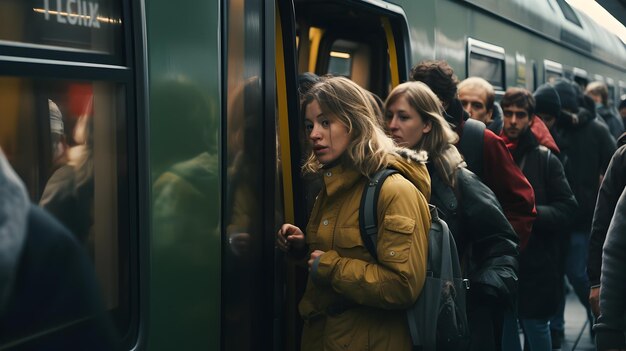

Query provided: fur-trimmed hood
[389,147,431,201]
[0,149,30,312]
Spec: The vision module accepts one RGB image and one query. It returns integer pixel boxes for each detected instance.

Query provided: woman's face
[304,100,351,165]
[385,95,431,148]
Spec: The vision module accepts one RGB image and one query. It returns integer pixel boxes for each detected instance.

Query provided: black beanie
[534,83,561,118]
[552,78,578,112]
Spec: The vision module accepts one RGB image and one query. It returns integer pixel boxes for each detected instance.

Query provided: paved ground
[559,291,595,351]
[516,290,596,350]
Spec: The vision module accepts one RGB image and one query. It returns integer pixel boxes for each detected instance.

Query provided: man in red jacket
[411,60,536,250]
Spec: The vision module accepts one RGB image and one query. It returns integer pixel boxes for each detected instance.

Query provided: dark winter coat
[594,187,626,351]
[445,98,536,250]
[508,129,578,318]
[596,104,624,140]
[429,162,519,351]
[0,151,115,350]
[554,107,616,231]
[588,144,626,286]
[429,164,519,303]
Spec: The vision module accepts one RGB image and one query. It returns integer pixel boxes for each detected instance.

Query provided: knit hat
[552,78,578,113]
[533,83,561,118]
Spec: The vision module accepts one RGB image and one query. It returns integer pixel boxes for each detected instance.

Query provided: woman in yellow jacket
[276,76,431,350]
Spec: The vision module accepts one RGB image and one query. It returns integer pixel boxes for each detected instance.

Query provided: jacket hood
[530,116,560,153]
[0,149,30,312]
[388,148,431,201]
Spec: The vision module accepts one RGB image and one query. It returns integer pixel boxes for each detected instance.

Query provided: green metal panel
[145,0,221,349]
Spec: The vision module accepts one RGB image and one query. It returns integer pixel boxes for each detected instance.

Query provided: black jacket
[594,187,626,351]
[596,105,624,140]
[510,129,578,318]
[429,164,519,307]
[0,152,116,350]
[587,144,626,286]
[554,107,616,231]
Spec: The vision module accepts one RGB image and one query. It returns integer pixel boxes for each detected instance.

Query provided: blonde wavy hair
[385,81,465,187]
[301,76,396,177]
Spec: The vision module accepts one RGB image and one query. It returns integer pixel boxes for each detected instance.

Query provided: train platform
[515,288,596,350]
[558,291,595,351]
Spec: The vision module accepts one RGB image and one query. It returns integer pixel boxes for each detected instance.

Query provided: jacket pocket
[379,215,415,263]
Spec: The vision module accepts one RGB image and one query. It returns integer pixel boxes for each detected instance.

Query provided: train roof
[463,0,626,70]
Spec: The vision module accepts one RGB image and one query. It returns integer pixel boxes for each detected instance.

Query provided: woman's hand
[276,223,305,252]
[308,250,325,271]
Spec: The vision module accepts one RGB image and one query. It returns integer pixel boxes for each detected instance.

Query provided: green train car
[0,0,624,349]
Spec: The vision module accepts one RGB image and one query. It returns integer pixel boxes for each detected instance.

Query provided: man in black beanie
[546,78,616,346]
[534,83,561,129]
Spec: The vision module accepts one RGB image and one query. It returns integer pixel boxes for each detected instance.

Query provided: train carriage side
[393,0,626,99]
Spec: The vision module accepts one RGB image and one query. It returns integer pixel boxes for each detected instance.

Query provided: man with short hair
[585,81,624,139]
[500,87,577,351]
[411,60,536,251]
[458,77,495,125]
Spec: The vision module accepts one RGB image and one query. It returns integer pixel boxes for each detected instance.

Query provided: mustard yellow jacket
[300,150,431,351]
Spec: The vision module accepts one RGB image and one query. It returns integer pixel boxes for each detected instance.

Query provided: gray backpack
[359,168,470,351]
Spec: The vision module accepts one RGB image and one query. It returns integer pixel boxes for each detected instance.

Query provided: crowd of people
[277,60,626,351]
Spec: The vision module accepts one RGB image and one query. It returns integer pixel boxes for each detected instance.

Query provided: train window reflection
[0,77,130,339]
[0,0,123,55]
[544,60,563,84]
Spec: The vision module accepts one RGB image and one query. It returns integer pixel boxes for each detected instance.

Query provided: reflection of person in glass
[276,77,430,350]
[0,147,116,349]
[150,76,220,349]
[48,99,69,170]
[40,100,94,248]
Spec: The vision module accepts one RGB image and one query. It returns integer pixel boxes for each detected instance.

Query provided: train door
[293,0,410,98]
[275,1,411,350]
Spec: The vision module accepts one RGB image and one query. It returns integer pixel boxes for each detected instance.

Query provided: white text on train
[42,0,101,28]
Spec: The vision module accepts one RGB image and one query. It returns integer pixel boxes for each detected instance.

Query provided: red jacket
[448,99,536,250]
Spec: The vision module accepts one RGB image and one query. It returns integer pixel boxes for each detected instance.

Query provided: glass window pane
[469,52,504,90]
[223,0,266,349]
[0,77,130,340]
[0,0,123,55]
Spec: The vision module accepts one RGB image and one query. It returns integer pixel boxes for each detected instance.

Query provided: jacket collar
[0,149,30,313]
[509,128,539,164]
[321,163,363,198]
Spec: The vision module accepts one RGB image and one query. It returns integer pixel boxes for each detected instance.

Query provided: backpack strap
[458,118,485,180]
[359,168,398,260]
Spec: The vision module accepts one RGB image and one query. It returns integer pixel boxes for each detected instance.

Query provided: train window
[573,67,588,90]
[544,60,563,83]
[0,77,130,344]
[0,0,123,56]
[619,81,626,101]
[327,40,359,78]
[555,0,582,27]
[467,38,505,91]
[607,77,616,106]
[528,60,537,92]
